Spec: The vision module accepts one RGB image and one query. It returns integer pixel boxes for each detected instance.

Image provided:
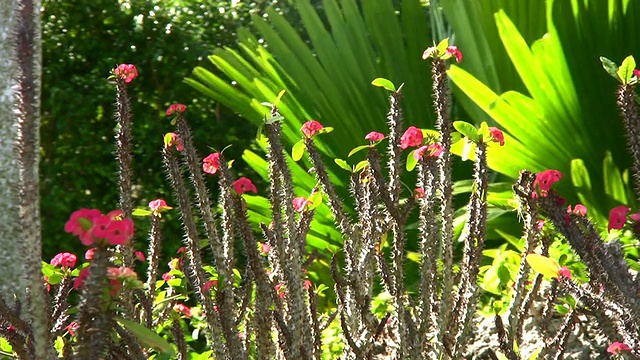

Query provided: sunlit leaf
[453,121,479,142]
[600,56,620,81]
[617,55,636,84]
[354,160,368,172]
[117,318,175,357]
[292,140,305,162]
[348,145,371,157]
[406,150,418,171]
[526,253,560,279]
[334,158,351,172]
[371,77,396,92]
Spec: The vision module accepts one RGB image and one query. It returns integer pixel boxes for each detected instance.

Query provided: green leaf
[132,208,152,217]
[274,89,286,106]
[526,254,560,279]
[348,145,371,157]
[453,121,479,142]
[528,347,543,360]
[334,158,351,172]
[163,133,174,147]
[371,77,396,92]
[618,55,636,84]
[477,121,490,139]
[600,56,620,81]
[436,38,449,57]
[292,140,306,162]
[406,150,418,171]
[307,191,323,211]
[117,318,175,357]
[603,151,627,205]
[354,160,368,172]
[48,273,63,285]
[461,138,474,162]
[316,127,334,135]
[265,115,285,124]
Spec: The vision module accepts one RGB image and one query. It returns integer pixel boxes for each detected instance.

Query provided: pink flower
[558,266,571,279]
[107,266,138,280]
[176,247,187,254]
[303,280,312,290]
[634,69,640,78]
[51,252,77,269]
[173,303,192,318]
[166,103,187,116]
[414,188,426,199]
[203,279,218,292]
[414,143,444,160]
[149,199,172,216]
[65,208,102,237]
[607,341,632,354]
[422,46,437,60]
[631,212,640,222]
[532,170,562,198]
[65,321,79,336]
[293,197,311,212]
[74,267,90,290]
[400,126,423,149]
[135,251,146,262]
[203,153,221,175]
[608,205,630,232]
[565,204,587,225]
[365,131,385,142]
[259,242,270,255]
[233,177,258,195]
[275,283,286,299]
[162,272,172,282]
[536,220,545,230]
[114,64,138,83]
[446,46,462,63]
[91,213,134,246]
[84,248,96,260]
[165,132,184,152]
[488,127,504,146]
[301,120,324,138]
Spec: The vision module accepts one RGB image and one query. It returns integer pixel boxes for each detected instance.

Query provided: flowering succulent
[149,199,172,216]
[364,131,385,142]
[113,64,138,83]
[607,341,632,354]
[400,126,423,149]
[413,143,444,160]
[414,187,426,199]
[166,103,187,116]
[65,208,134,246]
[233,177,258,195]
[202,153,221,175]
[531,170,563,198]
[293,196,311,212]
[74,267,90,290]
[608,205,630,232]
[50,252,77,269]
[488,127,505,146]
[557,266,572,279]
[301,120,324,138]
[203,280,218,292]
[173,303,192,318]
[445,46,463,63]
[164,132,184,152]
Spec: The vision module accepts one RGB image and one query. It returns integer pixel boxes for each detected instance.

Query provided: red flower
[634,69,640,78]
[607,341,632,354]
[135,251,146,262]
[166,103,187,116]
[303,280,312,290]
[149,199,172,216]
[446,46,463,63]
[414,188,426,199]
[536,220,545,230]
[65,322,79,336]
[51,252,77,269]
[203,153,221,175]
[558,266,571,279]
[233,177,258,195]
[165,132,184,152]
[176,247,187,254]
[74,267,90,290]
[114,64,138,83]
[293,197,311,212]
[162,272,172,282]
[565,204,587,225]
[91,213,134,246]
[488,127,505,146]
[259,242,270,255]
[203,279,218,292]
[84,248,96,260]
[532,170,562,198]
[301,120,324,138]
[365,131,385,142]
[608,205,630,232]
[414,143,444,160]
[65,208,102,237]
[400,126,423,149]
[173,303,192,318]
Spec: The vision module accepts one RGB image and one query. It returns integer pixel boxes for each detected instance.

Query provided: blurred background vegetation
[42,0,640,313]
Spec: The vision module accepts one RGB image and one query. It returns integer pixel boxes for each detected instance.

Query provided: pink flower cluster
[165,132,184,152]
[65,208,134,246]
[532,170,562,198]
[422,45,463,63]
[301,120,324,138]
[488,127,505,146]
[149,199,172,216]
[608,205,630,233]
[203,152,221,174]
[166,103,187,116]
[51,252,77,269]
[234,177,258,195]
[114,64,138,83]
[365,131,385,142]
[293,196,311,212]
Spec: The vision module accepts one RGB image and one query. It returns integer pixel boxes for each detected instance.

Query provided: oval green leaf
[453,121,479,142]
[307,192,323,211]
[274,89,286,106]
[117,318,175,357]
[292,140,305,162]
[354,160,369,173]
[526,253,560,279]
[334,159,351,172]
[406,150,418,172]
[436,38,449,57]
[132,208,152,217]
[618,55,636,84]
[600,56,619,81]
[348,145,371,158]
[317,127,334,135]
[371,77,396,92]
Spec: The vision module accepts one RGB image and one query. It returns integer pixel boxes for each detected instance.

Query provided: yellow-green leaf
[406,150,418,171]
[292,140,305,162]
[354,160,368,172]
[371,77,396,92]
[348,145,370,158]
[274,89,286,106]
[618,55,636,84]
[334,159,351,172]
[117,318,175,357]
[526,254,560,279]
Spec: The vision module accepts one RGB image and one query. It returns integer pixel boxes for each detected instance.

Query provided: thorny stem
[432,57,455,356]
[144,214,163,327]
[617,83,640,200]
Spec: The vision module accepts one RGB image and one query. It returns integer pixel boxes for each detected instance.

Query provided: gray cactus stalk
[617,82,640,200]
